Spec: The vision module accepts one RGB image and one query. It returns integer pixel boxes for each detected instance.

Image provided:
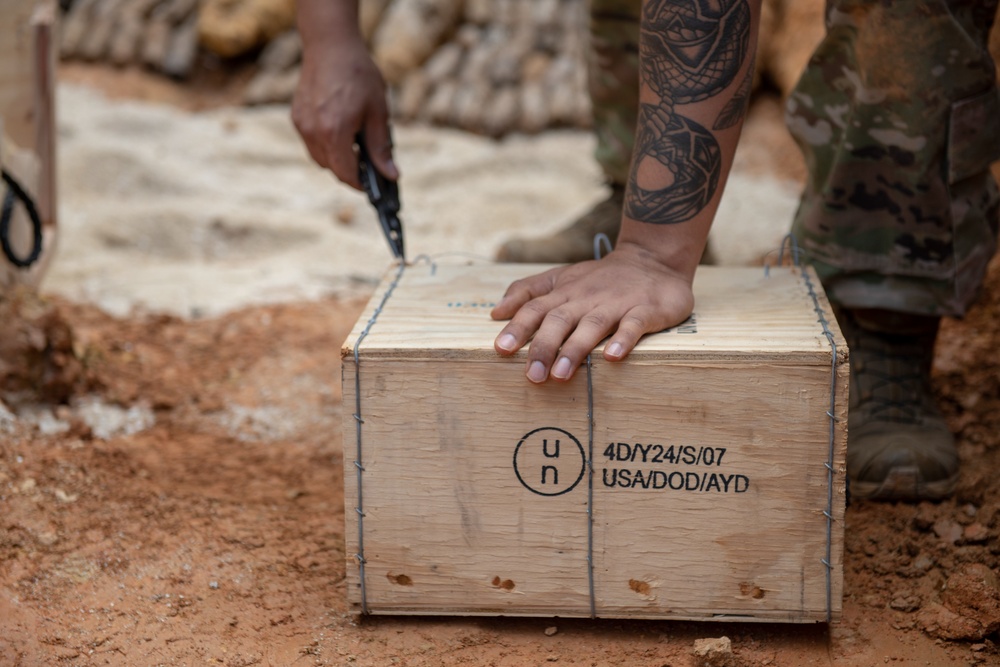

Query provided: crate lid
[343,262,846,363]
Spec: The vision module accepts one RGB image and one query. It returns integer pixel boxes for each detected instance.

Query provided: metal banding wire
[799,266,839,623]
[585,234,610,617]
[777,233,802,268]
[770,234,839,623]
[352,260,407,614]
[586,354,596,618]
[592,233,613,262]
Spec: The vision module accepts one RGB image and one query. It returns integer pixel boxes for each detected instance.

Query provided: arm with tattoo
[627,0,753,224]
[492,0,761,383]
[617,0,758,279]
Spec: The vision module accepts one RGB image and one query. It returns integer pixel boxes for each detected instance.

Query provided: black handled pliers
[356,134,404,262]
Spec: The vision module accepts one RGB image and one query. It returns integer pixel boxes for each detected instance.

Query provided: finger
[492,270,566,355]
[291,94,364,190]
[490,269,560,321]
[523,304,586,383]
[291,99,334,172]
[327,134,363,190]
[302,137,331,173]
[548,308,618,381]
[603,305,680,361]
[364,111,399,181]
[493,290,567,356]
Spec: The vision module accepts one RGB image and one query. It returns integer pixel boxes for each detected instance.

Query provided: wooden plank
[0,0,39,151]
[0,0,58,287]
[31,1,56,231]
[342,263,847,621]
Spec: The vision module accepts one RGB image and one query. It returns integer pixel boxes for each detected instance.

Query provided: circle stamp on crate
[513,427,586,496]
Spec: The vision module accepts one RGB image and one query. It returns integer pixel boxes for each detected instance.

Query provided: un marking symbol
[512,427,585,496]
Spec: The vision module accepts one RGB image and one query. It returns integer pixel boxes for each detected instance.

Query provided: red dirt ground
[3,63,1000,667]
[1,252,999,667]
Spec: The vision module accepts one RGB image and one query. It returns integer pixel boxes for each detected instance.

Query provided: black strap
[0,168,44,268]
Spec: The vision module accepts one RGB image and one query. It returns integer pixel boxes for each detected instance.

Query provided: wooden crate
[342,262,848,622]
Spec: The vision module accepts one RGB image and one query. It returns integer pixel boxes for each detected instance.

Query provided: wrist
[297,0,363,50]
[300,37,369,73]
[615,219,706,282]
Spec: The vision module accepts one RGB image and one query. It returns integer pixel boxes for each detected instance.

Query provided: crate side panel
[592,361,845,620]
[344,358,595,615]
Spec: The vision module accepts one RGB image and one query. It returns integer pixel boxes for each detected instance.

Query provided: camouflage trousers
[589,0,1000,316]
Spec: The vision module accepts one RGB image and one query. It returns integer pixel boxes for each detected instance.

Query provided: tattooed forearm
[640,0,750,104]
[626,0,753,225]
[713,59,754,130]
[627,103,722,222]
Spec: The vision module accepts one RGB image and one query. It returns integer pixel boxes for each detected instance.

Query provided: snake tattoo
[625,0,752,225]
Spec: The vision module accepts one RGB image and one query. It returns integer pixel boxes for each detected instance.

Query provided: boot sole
[850,465,958,501]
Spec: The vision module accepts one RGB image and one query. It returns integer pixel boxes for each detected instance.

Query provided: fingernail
[386,159,400,178]
[527,360,547,383]
[606,342,623,358]
[552,356,572,380]
[497,333,517,352]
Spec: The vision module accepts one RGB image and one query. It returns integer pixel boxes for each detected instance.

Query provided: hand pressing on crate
[492,0,760,383]
[491,235,699,384]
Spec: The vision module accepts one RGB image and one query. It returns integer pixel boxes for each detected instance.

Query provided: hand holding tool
[356,134,404,262]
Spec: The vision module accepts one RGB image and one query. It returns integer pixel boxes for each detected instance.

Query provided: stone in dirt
[961,522,990,545]
[933,518,963,545]
[889,595,921,612]
[911,501,938,532]
[693,636,734,667]
[919,564,1000,640]
[0,398,15,426]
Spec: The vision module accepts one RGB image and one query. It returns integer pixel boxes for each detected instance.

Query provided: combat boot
[495,186,625,263]
[840,308,958,501]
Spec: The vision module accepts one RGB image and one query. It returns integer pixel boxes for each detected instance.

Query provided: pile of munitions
[61,0,208,80]
[57,0,1000,137]
[239,0,595,136]
[59,0,300,85]
[385,0,591,136]
[59,0,598,136]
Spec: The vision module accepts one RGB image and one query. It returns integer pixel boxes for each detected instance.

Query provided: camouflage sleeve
[788,0,1000,316]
